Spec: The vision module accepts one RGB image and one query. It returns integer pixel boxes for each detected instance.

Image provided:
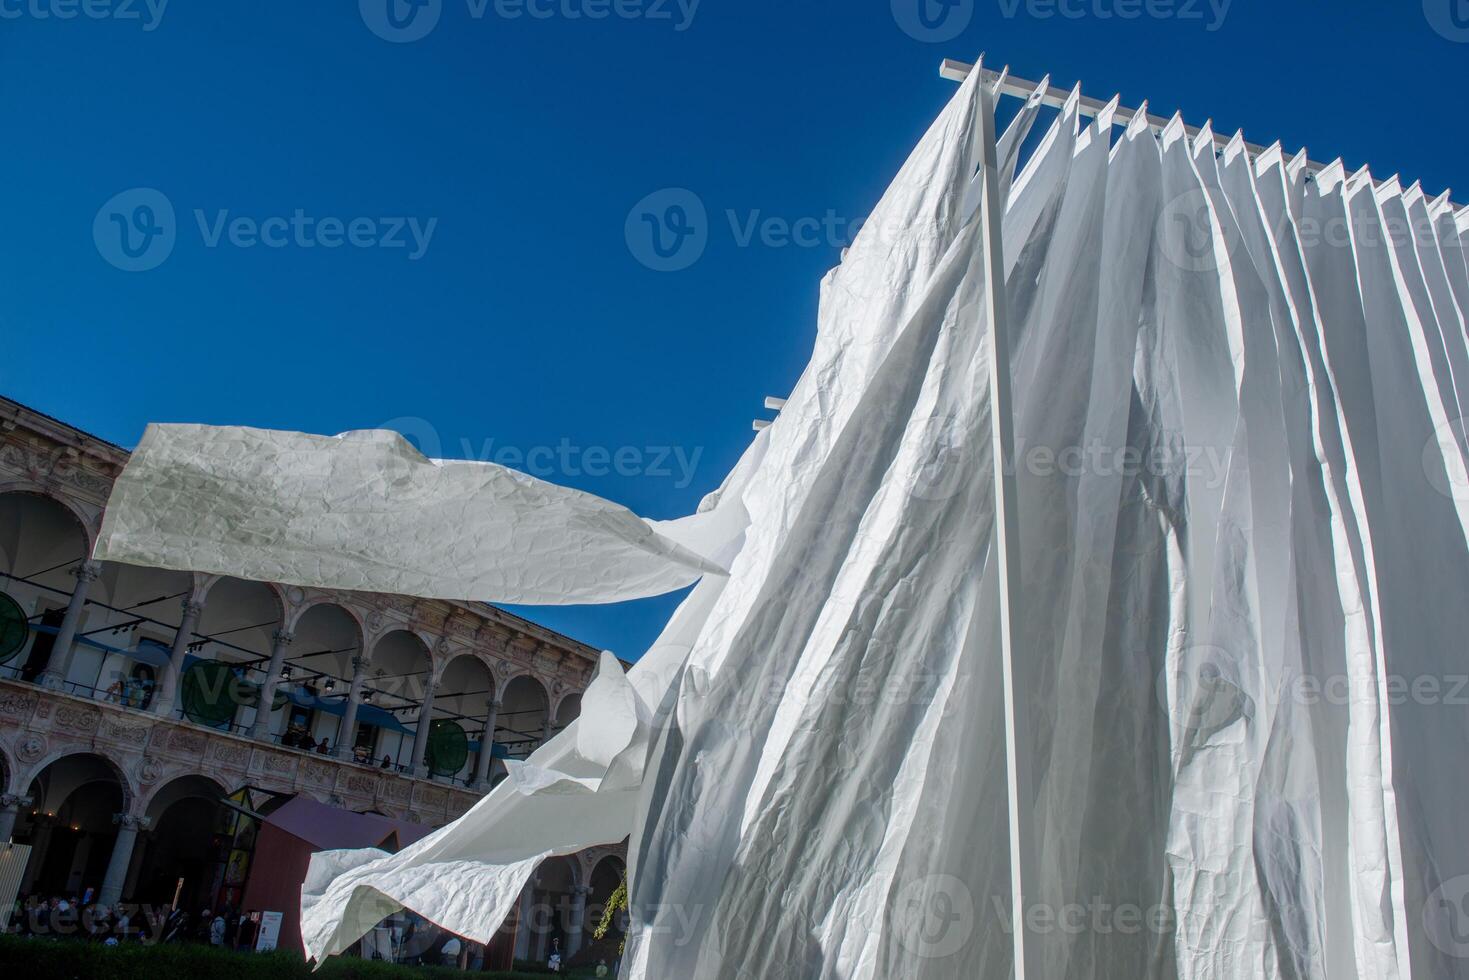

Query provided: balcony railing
[0,675,485,825]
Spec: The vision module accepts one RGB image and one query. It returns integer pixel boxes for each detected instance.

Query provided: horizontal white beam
[941,58,1459,211]
[764,396,788,411]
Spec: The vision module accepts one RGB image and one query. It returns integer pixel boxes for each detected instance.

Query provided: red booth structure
[240,795,432,955]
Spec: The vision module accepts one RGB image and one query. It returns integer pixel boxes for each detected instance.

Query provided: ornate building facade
[0,396,624,964]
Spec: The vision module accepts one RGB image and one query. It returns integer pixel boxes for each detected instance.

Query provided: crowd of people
[280,725,334,754]
[282,726,400,771]
[7,893,264,950]
[7,893,617,975]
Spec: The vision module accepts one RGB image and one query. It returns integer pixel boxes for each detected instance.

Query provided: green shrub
[0,935,553,980]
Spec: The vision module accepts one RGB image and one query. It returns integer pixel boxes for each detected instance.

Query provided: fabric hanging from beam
[95,61,1469,980]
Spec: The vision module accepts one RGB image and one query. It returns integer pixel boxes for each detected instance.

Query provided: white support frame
[971,57,1039,980]
[944,57,1462,211]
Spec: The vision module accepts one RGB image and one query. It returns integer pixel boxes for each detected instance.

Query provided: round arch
[0,490,96,684]
[139,773,228,822]
[287,596,366,637]
[277,601,364,752]
[528,855,581,964]
[191,577,287,731]
[89,564,199,708]
[0,484,97,554]
[197,576,287,626]
[585,853,627,959]
[362,629,433,769]
[429,653,495,784]
[554,692,583,727]
[500,674,551,759]
[15,751,130,902]
[132,774,230,913]
[21,749,136,815]
[370,629,433,692]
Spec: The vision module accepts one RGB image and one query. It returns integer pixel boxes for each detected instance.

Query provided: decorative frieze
[415,786,447,809]
[101,720,152,745]
[54,704,101,734]
[262,752,297,774]
[303,760,334,785]
[211,742,251,768]
[345,773,380,796]
[167,729,207,755]
[0,690,36,720]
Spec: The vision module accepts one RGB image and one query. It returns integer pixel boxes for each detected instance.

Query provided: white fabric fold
[95,423,726,604]
[95,65,1469,980]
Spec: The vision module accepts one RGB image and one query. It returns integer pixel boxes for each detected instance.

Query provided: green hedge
[0,936,562,980]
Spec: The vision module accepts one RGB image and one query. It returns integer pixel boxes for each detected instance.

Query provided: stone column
[0,793,32,842]
[513,877,539,961]
[336,655,370,760]
[249,629,294,740]
[153,597,204,718]
[98,814,150,907]
[20,821,52,892]
[410,676,439,777]
[472,696,501,789]
[532,888,551,962]
[40,561,101,690]
[540,711,554,748]
[565,884,591,958]
[122,828,151,902]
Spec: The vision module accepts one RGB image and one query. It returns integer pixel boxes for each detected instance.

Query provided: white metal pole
[974,64,1039,980]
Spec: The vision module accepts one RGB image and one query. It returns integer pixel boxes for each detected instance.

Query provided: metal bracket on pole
[973,59,1038,980]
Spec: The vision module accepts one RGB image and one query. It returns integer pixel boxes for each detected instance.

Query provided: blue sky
[2,0,1465,660]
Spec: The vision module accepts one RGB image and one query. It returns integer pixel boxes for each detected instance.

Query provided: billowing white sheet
[95,424,727,603]
[96,63,1469,979]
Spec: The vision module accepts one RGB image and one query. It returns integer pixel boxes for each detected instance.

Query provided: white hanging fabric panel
[94,424,729,604]
[93,64,1469,979]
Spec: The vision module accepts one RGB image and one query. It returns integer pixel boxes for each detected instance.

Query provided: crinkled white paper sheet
[98,64,1469,979]
[96,425,727,604]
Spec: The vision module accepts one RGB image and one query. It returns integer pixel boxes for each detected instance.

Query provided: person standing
[236,910,259,951]
[193,908,213,943]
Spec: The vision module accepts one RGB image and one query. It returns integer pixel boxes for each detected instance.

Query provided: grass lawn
[0,935,606,979]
